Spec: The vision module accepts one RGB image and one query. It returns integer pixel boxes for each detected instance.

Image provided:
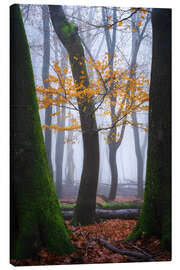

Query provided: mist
[21,4,152,200]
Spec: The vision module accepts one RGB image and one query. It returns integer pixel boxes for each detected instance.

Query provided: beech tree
[130,11,151,199]
[54,41,66,198]
[100,7,150,200]
[42,6,53,176]
[49,5,100,225]
[65,123,75,186]
[10,4,73,259]
[127,8,171,250]
[37,6,149,225]
[55,106,65,198]
[102,6,119,200]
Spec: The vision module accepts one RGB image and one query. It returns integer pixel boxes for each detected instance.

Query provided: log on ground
[62,208,140,220]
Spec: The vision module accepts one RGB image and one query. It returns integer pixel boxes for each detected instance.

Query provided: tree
[10,4,74,259]
[38,6,149,224]
[54,41,66,198]
[42,6,53,176]
[127,8,171,250]
[102,6,119,201]
[101,8,150,200]
[130,11,151,198]
[65,123,75,186]
[48,5,100,225]
[55,106,65,198]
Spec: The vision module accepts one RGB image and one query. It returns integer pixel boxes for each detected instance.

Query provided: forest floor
[11,195,171,266]
[60,194,144,205]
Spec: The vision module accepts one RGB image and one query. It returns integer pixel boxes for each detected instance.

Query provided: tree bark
[49,5,99,225]
[108,143,118,200]
[127,9,171,250]
[10,4,73,259]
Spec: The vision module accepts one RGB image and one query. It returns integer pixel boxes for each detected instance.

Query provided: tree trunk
[127,9,171,251]
[108,143,118,200]
[65,129,75,186]
[102,7,120,200]
[49,5,99,225]
[55,107,65,198]
[42,6,53,176]
[54,40,66,198]
[130,12,150,199]
[10,4,73,259]
[132,112,144,199]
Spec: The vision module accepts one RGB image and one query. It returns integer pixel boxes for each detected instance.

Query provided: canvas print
[10,3,171,266]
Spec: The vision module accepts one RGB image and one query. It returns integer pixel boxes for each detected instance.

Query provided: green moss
[60,21,76,38]
[60,201,142,211]
[100,202,142,210]
[60,203,76,210]
[10,4,74,260]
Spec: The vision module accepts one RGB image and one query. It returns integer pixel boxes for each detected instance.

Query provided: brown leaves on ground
[11,218,171,266]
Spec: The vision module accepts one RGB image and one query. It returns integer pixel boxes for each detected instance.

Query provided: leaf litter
[11,218,171,266]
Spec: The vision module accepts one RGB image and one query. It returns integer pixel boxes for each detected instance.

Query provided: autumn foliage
[36,52,149,141]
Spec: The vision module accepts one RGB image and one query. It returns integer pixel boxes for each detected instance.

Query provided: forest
[10,3,171,266]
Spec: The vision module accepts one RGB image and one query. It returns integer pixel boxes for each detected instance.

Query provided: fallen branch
[60,200,76,204]
[124,241,153,259]
[62,208,140,220]
[95,238,154,261]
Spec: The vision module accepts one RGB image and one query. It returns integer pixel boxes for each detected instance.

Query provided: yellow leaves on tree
[36,53,149,139]
[118,21,123,27]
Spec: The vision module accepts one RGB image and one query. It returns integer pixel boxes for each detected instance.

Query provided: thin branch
[84,9,141,29]
[80,37,110,112]
[123,241,153,259]
[96,99,147,133]
[116,120,126,148]
[139,10,151,40]
[94,238,154,261]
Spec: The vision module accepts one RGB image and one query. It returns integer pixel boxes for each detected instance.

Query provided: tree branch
[94,238,154,261]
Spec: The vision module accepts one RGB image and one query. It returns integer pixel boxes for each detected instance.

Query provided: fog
[21,4,152,198]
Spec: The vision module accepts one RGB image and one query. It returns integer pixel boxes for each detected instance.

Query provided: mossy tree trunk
[49,5,99,225]
[10,4,74,259]
[127,9,171,250]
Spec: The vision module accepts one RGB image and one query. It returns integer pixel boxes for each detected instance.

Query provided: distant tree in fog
[54,40,66,198]
[129,10,151,199]
[102,7,150,200]
[42,6,53,176]
[65,127,75,186]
